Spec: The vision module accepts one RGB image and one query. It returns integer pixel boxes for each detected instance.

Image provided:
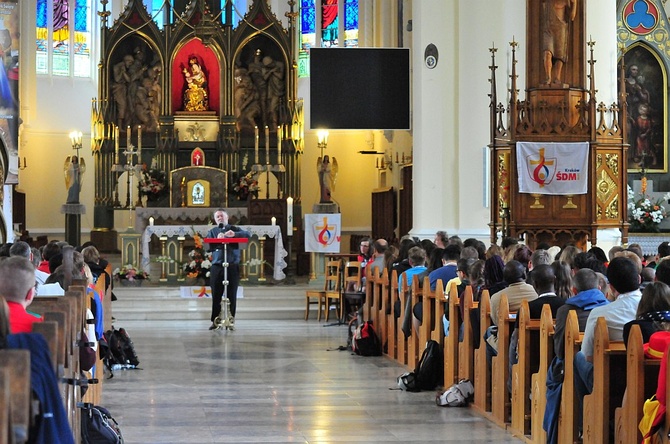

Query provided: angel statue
[317,155,338,203]
[64,155,85,204]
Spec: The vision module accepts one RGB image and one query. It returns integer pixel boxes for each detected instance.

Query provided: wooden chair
[305,260,340,321]
[342,261,365,321]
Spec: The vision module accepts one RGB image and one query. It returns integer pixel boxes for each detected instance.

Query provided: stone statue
[112,55,134,127]
[542,0,577,86]
[317,155,338,203]
[182,56,209,112]
[64,155,85,204]
[263,56,286,128]
[234,67,261,131]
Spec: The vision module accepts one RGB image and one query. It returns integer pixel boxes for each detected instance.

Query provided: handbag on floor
[81,404,124,444]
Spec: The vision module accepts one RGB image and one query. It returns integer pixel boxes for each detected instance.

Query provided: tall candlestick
[254,126,259,164]
[265,126,270,164]
[127,125,131,149]
[137,125,142,163]
[286,196,293,235]
[277,126,282,164]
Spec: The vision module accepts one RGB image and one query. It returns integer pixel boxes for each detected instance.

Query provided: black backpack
[81,404,124,444]
[103,327,140,375]
[415,339,444,391]
[352,321,382,356]
[398,340,443,392]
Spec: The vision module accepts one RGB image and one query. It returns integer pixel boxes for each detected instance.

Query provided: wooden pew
[387,270,399,361]
[614,324,660,444]
[491,294,515,427]
[510,299,537,439]
[458,286,478,383]
[582,316,626,444]
[0,349,30,444]
[379,268,390,357]
[473,289,492,414]
[418,276,435,351]
[31,321,59,371]
[444,281,460,387]
[103,263,113,331]
[407,278,421,369]
[396,272,408,367]
[558,309,583,443]
[530,304,554,443]
[0,366,10,444]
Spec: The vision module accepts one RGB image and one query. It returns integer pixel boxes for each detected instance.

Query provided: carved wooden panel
[372,187,396,241]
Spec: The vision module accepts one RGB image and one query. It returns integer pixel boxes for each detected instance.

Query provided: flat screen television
[309,47,410,130]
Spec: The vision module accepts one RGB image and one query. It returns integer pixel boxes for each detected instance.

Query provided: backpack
[415,339,444,391]
[81,404,124,444]
[103,327,140,375]
[352,321,382,356]
[436,379,475,407]
[397,340,443,392]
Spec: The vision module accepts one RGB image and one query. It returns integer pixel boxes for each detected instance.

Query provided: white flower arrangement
[628,184,670,232]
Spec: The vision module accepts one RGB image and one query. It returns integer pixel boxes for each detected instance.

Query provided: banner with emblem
[517,142,589,195]
[304,213,342,253]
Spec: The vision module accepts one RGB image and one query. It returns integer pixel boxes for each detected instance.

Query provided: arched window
[299,0,358,77]
[36,0,92,77]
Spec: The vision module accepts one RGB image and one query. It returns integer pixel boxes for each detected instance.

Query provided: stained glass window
[299,0,358,78]
[344,0,358,47]
[321,0,338,47]
[37,0,91,77]
[143,0,165,28]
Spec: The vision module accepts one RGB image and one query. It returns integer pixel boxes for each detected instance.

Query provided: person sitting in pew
[623,281,670,346]
[490,260,538,325]
[574,257,642,433]
[9,241,49,292]
[544,268,609,443]
[0,256,43,333]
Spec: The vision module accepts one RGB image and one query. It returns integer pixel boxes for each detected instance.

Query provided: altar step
[110,283,319,323]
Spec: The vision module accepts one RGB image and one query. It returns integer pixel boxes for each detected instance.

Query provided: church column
[409,0,458,239]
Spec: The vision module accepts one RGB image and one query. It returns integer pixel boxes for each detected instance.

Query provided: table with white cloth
[141,224,287,280]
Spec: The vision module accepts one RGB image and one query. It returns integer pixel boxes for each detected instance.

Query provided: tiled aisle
[101,320,523,443]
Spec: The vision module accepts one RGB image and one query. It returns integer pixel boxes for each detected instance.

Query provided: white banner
[304,213,342,253]
[517,142,589,195]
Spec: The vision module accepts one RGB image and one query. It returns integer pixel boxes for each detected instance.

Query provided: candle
[137,125,142,162]
[127,125,131,148]
[271,216,276,226]
[286,196,293,235]
[114,125,119,162]
[265,126,270,164]
[277,126,282,164]
[149,216,154,226]
[254,126,259,164]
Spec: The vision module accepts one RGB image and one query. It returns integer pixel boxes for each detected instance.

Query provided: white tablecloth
[142,224,287,280]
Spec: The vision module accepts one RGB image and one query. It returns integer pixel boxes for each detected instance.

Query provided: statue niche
[181,55,209,112]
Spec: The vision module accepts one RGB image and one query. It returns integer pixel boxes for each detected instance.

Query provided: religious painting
[622,43,668,173]
[187,179,210,207]
[191,147,205,166]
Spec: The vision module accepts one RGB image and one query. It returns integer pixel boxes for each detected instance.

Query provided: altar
[141,224,287,281]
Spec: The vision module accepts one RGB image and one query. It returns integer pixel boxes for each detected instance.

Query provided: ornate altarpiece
[489,0,629,248]
[89,0,303,250]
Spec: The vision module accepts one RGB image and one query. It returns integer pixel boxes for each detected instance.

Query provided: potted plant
[628,178,670,233]
[182,234,212,285]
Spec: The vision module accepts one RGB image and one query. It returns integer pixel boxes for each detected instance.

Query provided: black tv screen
[310,48,410,130]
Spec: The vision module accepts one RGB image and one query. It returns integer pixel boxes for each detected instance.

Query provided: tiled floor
[101,320,522,443]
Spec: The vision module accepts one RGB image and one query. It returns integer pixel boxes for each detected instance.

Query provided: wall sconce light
[18,156,26,170]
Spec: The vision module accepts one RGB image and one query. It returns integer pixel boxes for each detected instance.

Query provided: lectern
[205,237,248,330]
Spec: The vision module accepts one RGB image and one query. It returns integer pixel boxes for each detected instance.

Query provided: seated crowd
[0,239,112,444]
[358,233,670,443]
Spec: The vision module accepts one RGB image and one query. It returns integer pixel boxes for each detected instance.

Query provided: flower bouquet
[628,180,670,233]
[233,171,259,201]
[183,234,212,281]
[113,264,149,286]
[139,165,168,200]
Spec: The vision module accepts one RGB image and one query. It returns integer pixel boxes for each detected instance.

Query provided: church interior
[5,0,670,442]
